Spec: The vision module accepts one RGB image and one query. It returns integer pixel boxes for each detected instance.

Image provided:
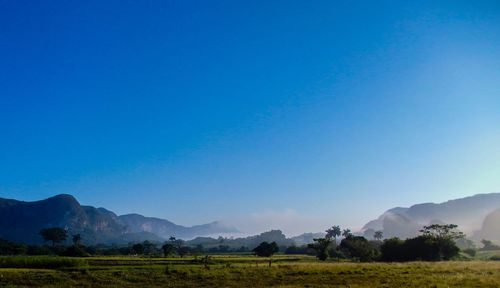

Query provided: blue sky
[0,1,499,235]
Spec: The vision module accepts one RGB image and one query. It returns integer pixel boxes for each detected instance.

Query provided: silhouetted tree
[162,243,175,257]
[72,234,82,246]
[253,241,279,257]
[326,226,341,241]
[419,224,464,240]
[373,231,383,241]
[339,236,379,262]
[39,227,67,246]
[132,243,144,255]
[380,224,463,261]
[380,237,405,261]
[169,236,188,257]
[342,229,352,238]
[308,238,332,261]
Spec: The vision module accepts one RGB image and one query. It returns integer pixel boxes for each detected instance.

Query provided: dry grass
[1,256,500,287]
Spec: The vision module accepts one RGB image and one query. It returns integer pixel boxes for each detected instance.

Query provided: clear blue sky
[1,1,499,235]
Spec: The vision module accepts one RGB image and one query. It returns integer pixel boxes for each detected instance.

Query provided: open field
[1,255,500,287]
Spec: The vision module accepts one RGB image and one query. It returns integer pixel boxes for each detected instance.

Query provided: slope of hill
[118,214,237,239]
[362,193,500,241]
[0,194,237,244]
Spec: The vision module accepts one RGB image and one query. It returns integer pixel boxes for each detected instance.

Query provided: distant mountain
[362,193,500,242]
[187,230,295,250]
[118,214,237,239]
[290,232,326,245]
[0,194,238,244]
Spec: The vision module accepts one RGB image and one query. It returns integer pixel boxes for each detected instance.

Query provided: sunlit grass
[1,256,500,287]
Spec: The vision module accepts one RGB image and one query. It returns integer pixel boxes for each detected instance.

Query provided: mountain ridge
[362,192,500,241]
[0,194,238,244]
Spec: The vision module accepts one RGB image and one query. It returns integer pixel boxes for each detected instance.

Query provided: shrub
[463,248,476,257]
[339,236,379,262]
[253,242,279,257]
[0,256,86,269]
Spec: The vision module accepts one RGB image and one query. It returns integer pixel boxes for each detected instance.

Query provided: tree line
[0,224,495,261]
[299,224,470,262]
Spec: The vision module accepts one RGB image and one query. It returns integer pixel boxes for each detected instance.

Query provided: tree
[480,239,500,251]
[162,243,175,257]
[132,243,144,255]
[373,231,383,241]
[169,236,188,257]
[72,234,82,246]
[380,224,464,262]
[252,241,279,257]
[380,237,405,261]
[39,227,67,246]
[339,236,379,262]
[342,229,352,238]
[419,224,464,240]
[325,226,341,241]
[308,238,332,261]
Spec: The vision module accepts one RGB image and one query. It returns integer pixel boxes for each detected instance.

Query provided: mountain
[362,193,500,242]
[290,232,326,245]
[118,214,237,239]
[0,194,237,244]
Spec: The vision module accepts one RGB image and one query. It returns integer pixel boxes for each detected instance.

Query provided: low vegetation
[1,224,500,286]
[1,256,500,287]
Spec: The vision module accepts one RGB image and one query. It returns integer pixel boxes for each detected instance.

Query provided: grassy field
[1,255,500,287]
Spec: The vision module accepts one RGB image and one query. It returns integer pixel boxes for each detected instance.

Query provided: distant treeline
[0,224,496,262]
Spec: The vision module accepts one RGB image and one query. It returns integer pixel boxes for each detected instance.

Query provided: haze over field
[0,1,499,235]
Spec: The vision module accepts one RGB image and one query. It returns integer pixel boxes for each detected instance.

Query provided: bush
[0,256,86,269]
[339,236,379,262]
[253,242,279,257]
[380,235,460,262]
[284,245,316,256]
[0,238,27,255]
[380,238,405,261]
[462,248,476,257]
[63,245,89,257]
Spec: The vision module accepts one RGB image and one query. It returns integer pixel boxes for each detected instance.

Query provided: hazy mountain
[290,232,326,245]
[187,230,294,250]
[0,194,237,244]
[362,193,500,241]
[118,214,237,240]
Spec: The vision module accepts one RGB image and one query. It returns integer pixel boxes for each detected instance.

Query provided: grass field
[1,255,500,287]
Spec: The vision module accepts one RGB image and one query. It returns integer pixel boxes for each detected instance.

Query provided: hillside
[362,193,500,242]
[0,194,237,244]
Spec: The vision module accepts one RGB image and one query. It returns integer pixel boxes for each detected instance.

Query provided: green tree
[342,229,352,238]
[132,243,144,255]
[373,231,383,241]
[169,236,188,257]
[162,243,175,257]
[39,227,67,246]
[252,241,279,257]
[419,224,464,240]
[339,236,379,262]
[308,238,332,261]
[325,226,341,241]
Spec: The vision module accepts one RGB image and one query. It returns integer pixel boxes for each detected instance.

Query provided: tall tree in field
[39,227,67,246]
